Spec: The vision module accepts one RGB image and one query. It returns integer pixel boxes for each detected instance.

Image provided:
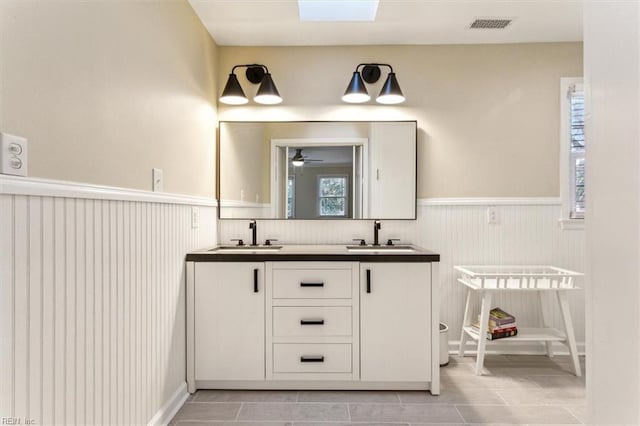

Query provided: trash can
[439,322,449,366]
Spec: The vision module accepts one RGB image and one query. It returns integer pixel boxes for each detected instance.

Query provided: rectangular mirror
[218,121,416,220]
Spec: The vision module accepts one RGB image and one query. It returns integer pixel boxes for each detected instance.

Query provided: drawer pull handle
[300,319,325,325]
[253,268,259,293]
[300,282,324,287]
[366,269,371,293]
[300,355,324,363]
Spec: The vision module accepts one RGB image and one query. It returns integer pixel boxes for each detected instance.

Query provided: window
[560,78,585,228]
[317,175,348,217]
[569,91,585,217]
[287,175,295,219]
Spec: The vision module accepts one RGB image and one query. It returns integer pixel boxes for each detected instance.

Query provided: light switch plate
[191,207,200,229]
[0,133,28,176]
[486,207,498,224]
[152,168,163,192]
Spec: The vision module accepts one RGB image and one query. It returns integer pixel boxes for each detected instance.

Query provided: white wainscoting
[218,200,271,219]
[0,178,217,425]
[218,201,586,354]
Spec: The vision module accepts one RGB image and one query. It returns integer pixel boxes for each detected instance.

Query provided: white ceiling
[188,0,583,46]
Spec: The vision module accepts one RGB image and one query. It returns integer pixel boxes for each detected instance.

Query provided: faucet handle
[353,238,367,246]
[264,238,278,246]
[230,238,244,246]
[386,238,400,246]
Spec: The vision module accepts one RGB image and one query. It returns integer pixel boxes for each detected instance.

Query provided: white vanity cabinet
[360,263,432,382]
[266,262,360,381]
[187,262,265,390]
[186,254,439,394]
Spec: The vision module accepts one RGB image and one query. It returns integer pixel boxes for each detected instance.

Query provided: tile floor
[171,354,586,425]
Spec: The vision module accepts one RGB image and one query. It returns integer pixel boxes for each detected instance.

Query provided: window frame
[560,77,585,230]
[317,175,349,218]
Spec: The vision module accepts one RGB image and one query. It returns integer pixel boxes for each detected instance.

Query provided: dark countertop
[186,244,440,263]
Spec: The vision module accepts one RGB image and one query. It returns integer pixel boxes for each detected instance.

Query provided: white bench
[454,265,583,376]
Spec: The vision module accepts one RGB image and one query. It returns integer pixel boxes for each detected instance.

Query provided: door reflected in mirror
[218,121,416,220]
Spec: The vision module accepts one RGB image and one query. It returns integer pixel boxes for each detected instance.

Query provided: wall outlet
[0,133,28,177]
[191,207,200,229]
[486,207,498,224]
[152,168,163,192]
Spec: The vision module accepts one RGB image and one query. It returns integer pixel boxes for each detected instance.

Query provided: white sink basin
[346,245,416,253]
[210,245,282,253]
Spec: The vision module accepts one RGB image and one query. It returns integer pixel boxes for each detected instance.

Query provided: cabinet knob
[253,268,259,293]
[300,355,324,363]
[300,319,325,325]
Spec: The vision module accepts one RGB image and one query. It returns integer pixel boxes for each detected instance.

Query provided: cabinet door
[360,263,431,382]
[369,122,416,219]
[195,262,264,380]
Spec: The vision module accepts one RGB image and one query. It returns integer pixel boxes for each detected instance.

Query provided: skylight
[298,0,379,22]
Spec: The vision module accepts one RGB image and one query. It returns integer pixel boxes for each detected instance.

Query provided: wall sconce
[220,64,282,105]
[342,63,405,105]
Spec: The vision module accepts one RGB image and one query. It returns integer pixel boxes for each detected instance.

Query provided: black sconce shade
[219,73,248,105]
[376,72,405,104]
[254,73,282,105]
[342,71,370,103]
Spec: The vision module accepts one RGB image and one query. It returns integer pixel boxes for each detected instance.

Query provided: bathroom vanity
[185,245,440,394]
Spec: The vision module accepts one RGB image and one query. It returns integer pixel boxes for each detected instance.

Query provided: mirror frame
[216,120,418,221]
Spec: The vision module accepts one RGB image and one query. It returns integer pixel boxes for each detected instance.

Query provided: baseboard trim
[147,382,189,426]
[418,197,561,206]
[195,380,434,391]
[0,175,217,206]
[448,340,586,356]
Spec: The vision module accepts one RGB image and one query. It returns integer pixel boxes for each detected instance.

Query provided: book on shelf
[471,321,518,332]
[487,328,518,340]
[470,321,518,340]
[488,307,516,326]
[477,316,517,331]
[471,322,518,340]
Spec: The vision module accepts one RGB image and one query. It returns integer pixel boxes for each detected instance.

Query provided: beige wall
[0,0,218,197]
[218,43,582,198]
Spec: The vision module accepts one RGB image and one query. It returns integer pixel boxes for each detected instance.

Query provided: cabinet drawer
[272,268,352,299]
[273,343,352,373]
[273,306,352,337]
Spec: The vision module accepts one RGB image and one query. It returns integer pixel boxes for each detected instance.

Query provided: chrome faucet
[249,220,257,246]
[373,220,381,246]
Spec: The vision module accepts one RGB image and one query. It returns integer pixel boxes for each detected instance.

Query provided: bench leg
[557,291,582,377]
[475,291,493,376]
[537,291,554,358]
[459,288,472,357]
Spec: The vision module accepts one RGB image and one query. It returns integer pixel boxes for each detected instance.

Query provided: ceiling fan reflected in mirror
[290,149,323,167]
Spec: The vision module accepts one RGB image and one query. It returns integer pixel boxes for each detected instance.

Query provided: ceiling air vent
[469,18,512,29]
